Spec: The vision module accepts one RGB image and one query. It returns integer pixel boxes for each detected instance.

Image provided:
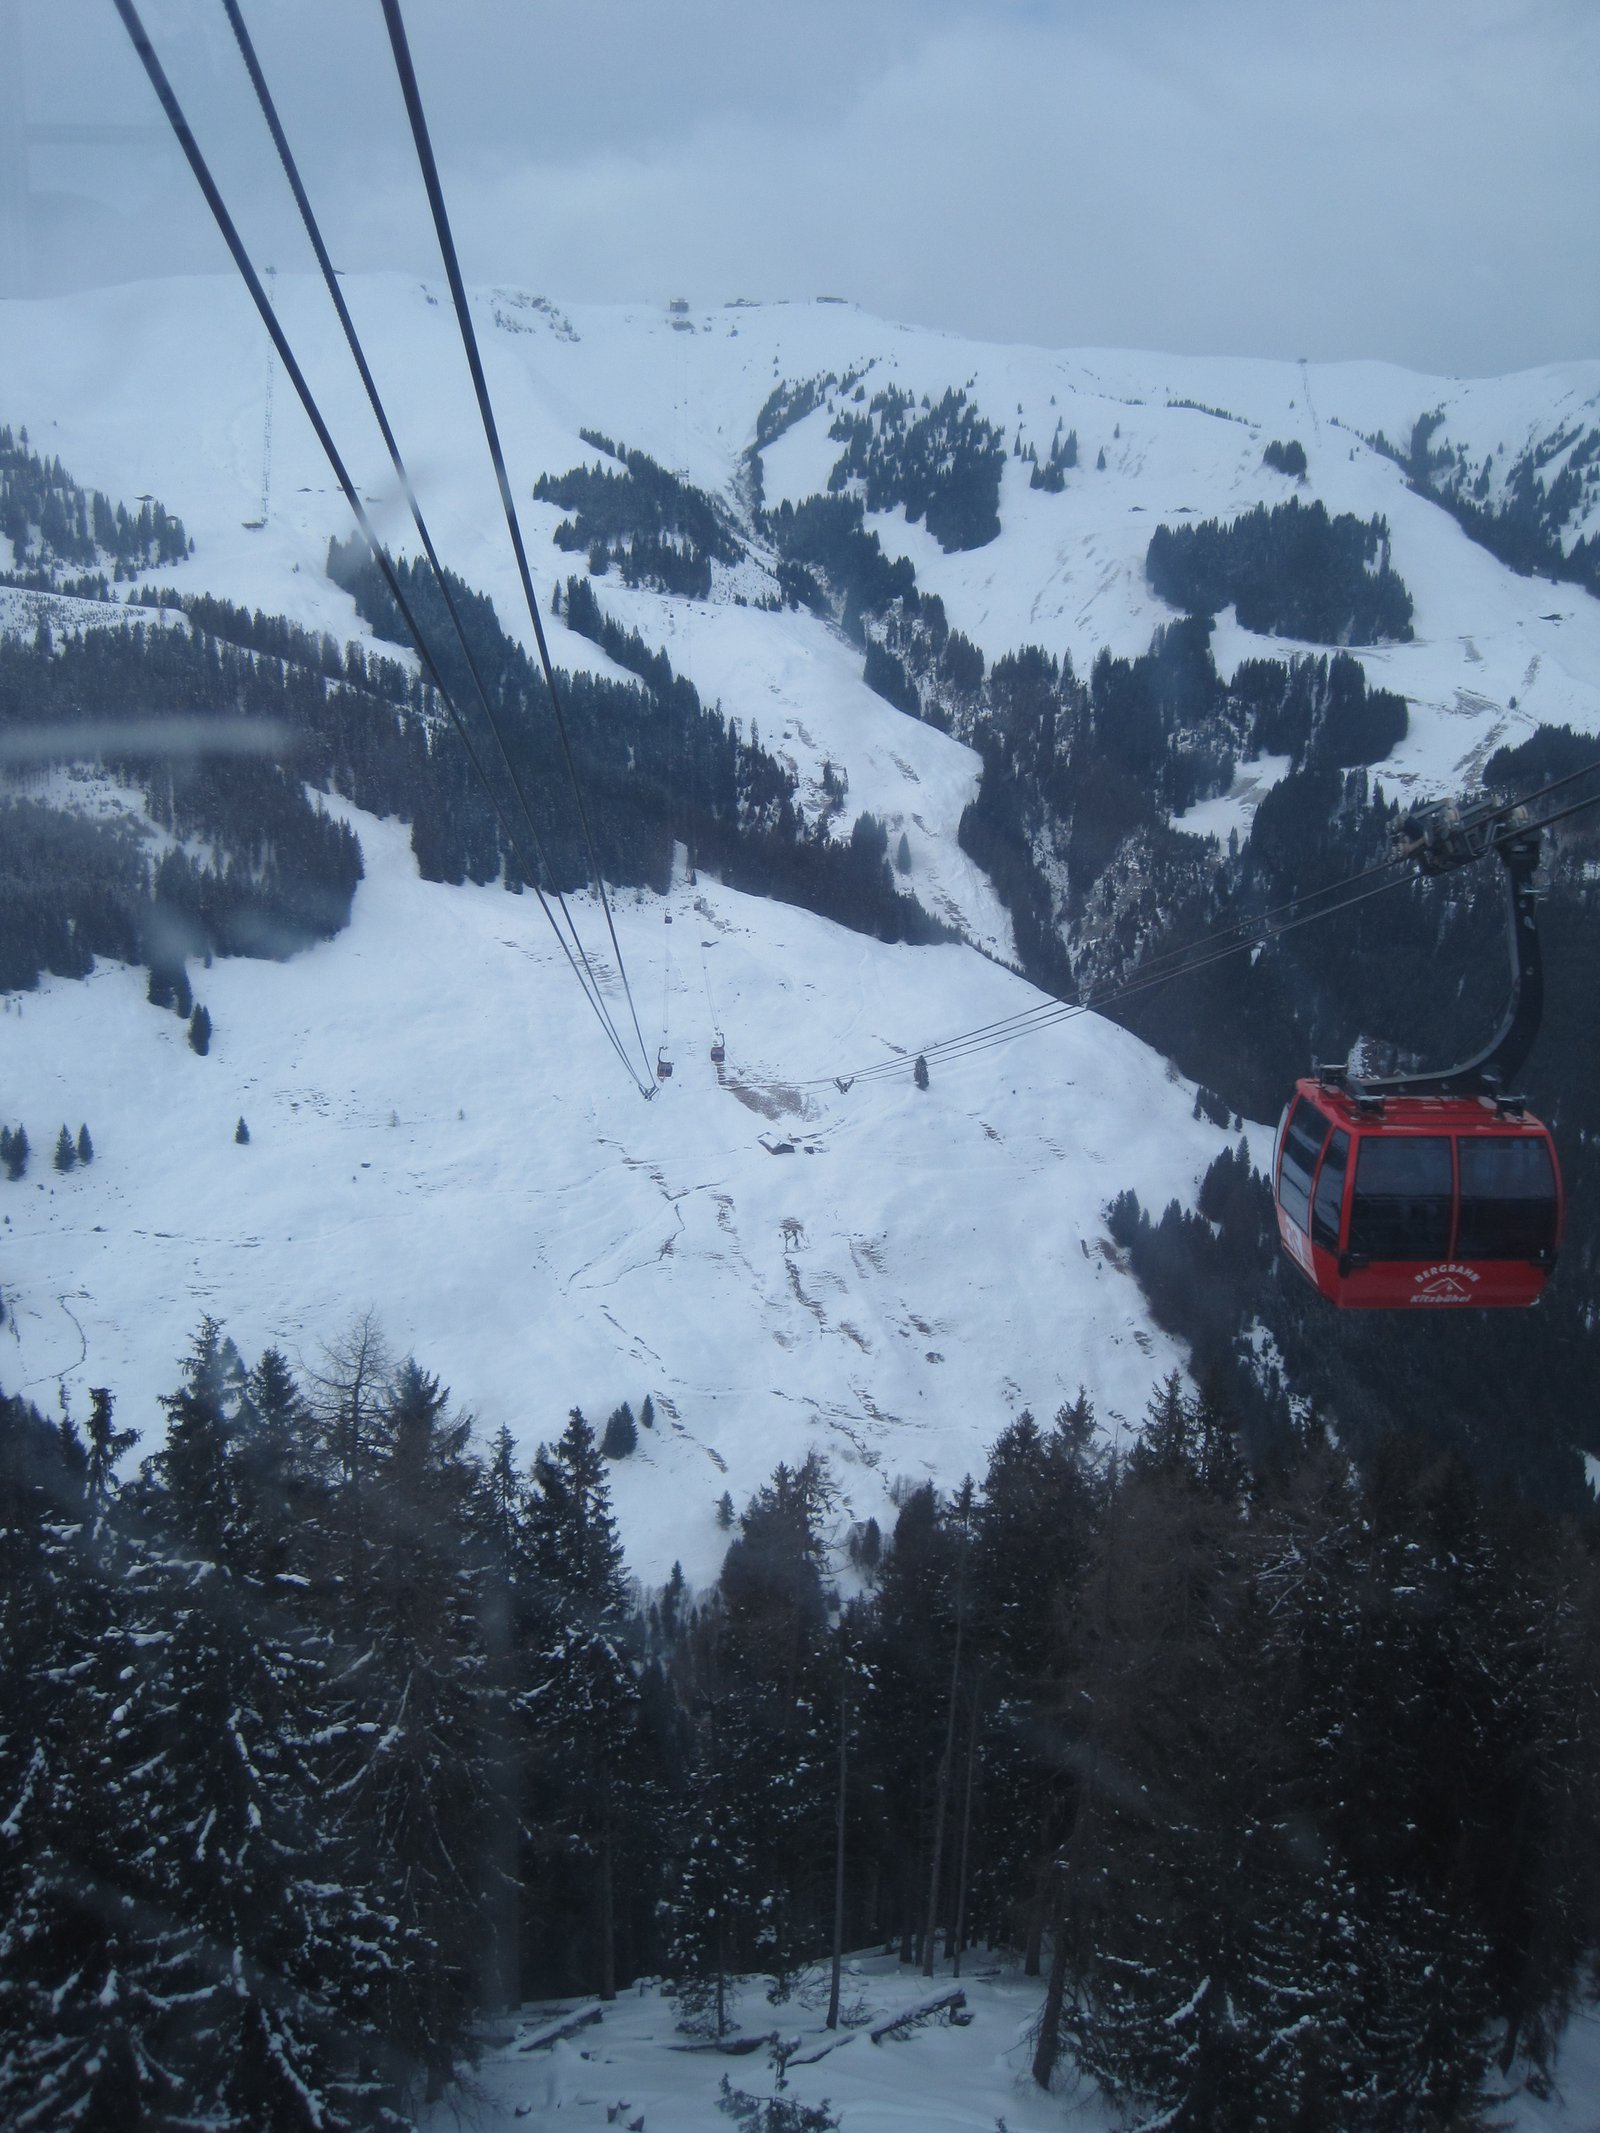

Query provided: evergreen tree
[2,1335,346,2131]
[234,1347,316,1584]
[189,1002,212,1054]
[4,1123,27,1180]
[84,1385,136,1515]
[54,1123,76,1172]
[659,1558,686,1641]
[145,1317,248,1559]
[235,1115,250,1144]
[860,1481,964,1965]
[76,1122,93,1164]
[914,1053,930,1090]
[0,1398,160,2129]
[671,1457,836,2009]
[523,1408,640,1999]
[969,1402,1101,1973]
[529,1410,629,1609]
[122,1328,344,2126]
[666,1598,753,2038]
[848,1515,882,1573]
[324,1356,493,2099]
[602,1401,638,1458]
[1048,1400,1311,2121]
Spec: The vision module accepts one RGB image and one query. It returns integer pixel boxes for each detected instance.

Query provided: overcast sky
[4,0,1596,377]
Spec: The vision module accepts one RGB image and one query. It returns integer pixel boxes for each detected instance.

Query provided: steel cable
[219,0,637,1076]
[112,0,651,1094]
[378,0,656,1086]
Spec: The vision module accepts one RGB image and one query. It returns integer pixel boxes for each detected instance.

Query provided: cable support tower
[218,0,635,1078]
[700,932,719,1029]
[113,0,652,1097]
[378,0,655,1087]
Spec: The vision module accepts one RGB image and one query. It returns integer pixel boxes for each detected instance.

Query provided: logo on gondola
[1410,1262,1481,1305]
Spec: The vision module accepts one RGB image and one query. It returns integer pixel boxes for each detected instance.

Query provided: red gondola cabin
[1271,800,1565,1310]
[1274,1079,1562,1308]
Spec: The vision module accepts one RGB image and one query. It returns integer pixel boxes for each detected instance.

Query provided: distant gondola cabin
[1274,1078,1562,1308]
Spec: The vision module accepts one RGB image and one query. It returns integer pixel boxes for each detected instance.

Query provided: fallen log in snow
[668,2030,777,2056]
[869,1987,967,2043]
[789,2031,861,2067]
[517,2003,602,2051]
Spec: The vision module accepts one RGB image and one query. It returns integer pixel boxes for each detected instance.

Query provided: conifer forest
[3,1324,1598,2128]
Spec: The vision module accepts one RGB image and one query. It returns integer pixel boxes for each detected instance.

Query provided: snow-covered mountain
[3,275,1597,1580]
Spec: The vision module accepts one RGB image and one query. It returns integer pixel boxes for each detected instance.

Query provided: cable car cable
[111,0,652,1097]
[878,783,1599,1081]
[894,871,1419,1075]
[869,869,1418,1081]
[774,862,1427,1094]
[1456,753,1600,832]
[378,0,655,1087]
[792,849,1413,1088]
[1522,786,1600,838]
[217,0,628,1064]
[779,769,1600,1095]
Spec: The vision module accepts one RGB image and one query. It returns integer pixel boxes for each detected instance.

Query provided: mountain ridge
[2,276,1598,1560]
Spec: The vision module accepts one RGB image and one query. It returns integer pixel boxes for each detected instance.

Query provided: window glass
[1456,1136,1558,1259]
[1311,1129,1349,1253]
[1349,1136,1452,1261]
[1278,1098,1329,1234]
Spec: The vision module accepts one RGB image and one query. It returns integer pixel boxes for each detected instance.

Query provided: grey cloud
[4,0,1595,374]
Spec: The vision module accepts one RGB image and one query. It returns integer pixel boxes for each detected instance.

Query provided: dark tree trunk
[1032,1878,1070,2090]
[826,1666,849,2028]
[923,1512,969,1977]
[599,1815,616,2003]
[951,1689,980,1975]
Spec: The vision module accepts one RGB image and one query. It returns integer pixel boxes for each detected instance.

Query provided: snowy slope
[757,343,1600,803]
[0,799,1236,1590]
[4,277,1598,1578]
